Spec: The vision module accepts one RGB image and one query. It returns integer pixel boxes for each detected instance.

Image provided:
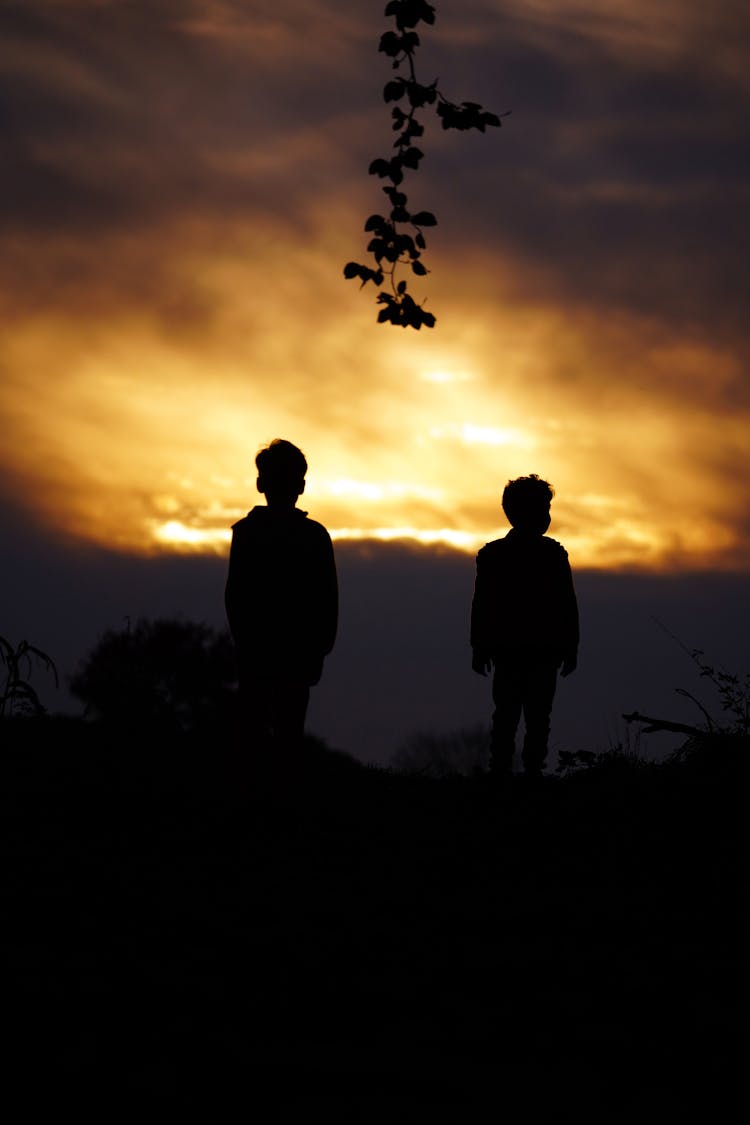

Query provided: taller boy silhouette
[225,439,338,760]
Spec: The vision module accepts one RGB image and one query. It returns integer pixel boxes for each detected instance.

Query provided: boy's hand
[560,652,578,677]
[472,650,492,676]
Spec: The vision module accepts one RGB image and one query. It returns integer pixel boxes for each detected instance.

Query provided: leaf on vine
[383,79,407,102]
[385,0,436,29]
[368,158,391,177]
[376,289,436,328]
[397,232,418,258]
[407,81,437,108]
[400,146,423,169]
[410,211,437,226]
[367,237,386,261]
[343,262,384,287]
[436,99,505,132]
[381,30,421,56]
[379,31,403,57]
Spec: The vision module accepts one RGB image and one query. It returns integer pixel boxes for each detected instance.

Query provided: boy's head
[256,439,307,508]
[502,474,554,533]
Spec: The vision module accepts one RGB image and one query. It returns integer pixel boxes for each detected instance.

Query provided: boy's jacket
[471,529,579,659]
[225,506,338,682]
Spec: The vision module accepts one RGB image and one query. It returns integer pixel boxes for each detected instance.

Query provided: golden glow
[430,423,536,450]
[152,520,224,548]
[325,478,444,503]
[328,528,480,551]
[419,368,473,384]
[1,219,747,573]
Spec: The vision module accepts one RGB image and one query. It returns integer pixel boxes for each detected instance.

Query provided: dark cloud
[419,5,750,338]
[4,0,748,342]
[0,0,375,235]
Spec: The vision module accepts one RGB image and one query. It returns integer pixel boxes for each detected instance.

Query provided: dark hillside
[3,718,748,1122]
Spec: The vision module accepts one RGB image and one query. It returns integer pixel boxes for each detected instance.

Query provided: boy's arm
[470,549,493,676]
[307,525,338,658]
[560,651,577,677]
[559,549,579,677]
[224,529,243,641]
[319,531,339,655]
[472,650,493,676]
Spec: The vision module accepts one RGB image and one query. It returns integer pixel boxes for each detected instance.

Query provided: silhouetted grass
[3,713,748,1121]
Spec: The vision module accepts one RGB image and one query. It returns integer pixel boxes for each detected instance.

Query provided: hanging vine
[344,0,507,329]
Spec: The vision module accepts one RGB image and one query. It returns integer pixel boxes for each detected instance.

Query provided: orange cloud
[1,212,748,571]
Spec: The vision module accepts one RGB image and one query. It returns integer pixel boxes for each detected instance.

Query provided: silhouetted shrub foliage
[69,618,235,736]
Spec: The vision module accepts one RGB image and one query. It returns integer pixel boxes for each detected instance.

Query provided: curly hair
[501,474,554,525]
[255,439,308,486]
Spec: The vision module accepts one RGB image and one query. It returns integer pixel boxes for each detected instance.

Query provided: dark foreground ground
[3,718,749,1122]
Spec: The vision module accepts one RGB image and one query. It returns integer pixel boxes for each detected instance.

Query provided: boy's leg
[269,678,310,760]
[228,669,275,787]
[521,658,559,774]
[490,656,524,774]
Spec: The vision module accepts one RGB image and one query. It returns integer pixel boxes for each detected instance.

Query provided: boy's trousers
[490,652,559,773]
[237,672,310,756]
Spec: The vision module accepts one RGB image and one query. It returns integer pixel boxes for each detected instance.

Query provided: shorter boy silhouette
[470,474,579,779]
[224,439,338,764]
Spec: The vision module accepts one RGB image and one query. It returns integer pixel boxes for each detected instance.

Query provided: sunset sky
[2,1,749,760]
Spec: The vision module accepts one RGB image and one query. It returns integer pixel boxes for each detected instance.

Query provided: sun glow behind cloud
[433,423,537,450]
[1,227,747,572]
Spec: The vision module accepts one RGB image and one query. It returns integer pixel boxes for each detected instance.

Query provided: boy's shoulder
[477,533,569,561]
[540,533,569,557]
[303,514,333,535]
[231,507,332,542]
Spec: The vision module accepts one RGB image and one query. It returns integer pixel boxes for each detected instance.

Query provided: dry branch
[622,711,706,737]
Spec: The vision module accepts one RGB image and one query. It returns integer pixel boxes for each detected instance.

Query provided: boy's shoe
[519,767,545,789]
[488,749,514,776]
[486,765,514,792]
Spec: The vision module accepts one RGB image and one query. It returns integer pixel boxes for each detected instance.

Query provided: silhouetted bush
[69,617,235,738]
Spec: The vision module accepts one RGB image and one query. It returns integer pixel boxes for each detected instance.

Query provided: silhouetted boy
[225,439,338,762]
[470,474,579,779]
